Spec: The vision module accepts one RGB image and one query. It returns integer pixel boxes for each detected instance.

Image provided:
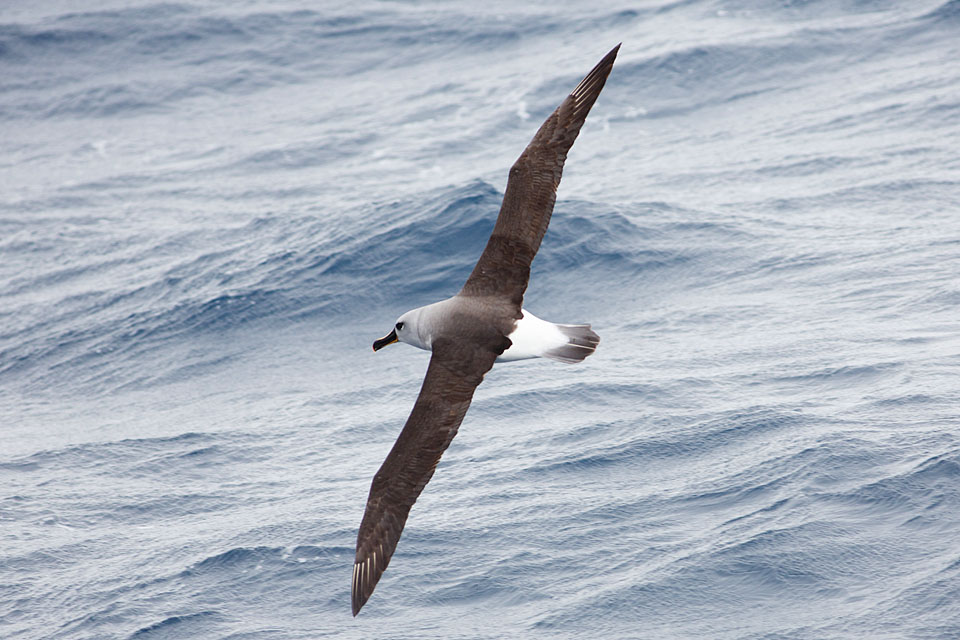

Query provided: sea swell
[2,1,960,638]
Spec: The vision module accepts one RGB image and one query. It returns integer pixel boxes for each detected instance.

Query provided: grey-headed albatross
[353,44,619,615]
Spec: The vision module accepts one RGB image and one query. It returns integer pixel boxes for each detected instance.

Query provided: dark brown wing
[352,338,499,615]
[460,44,619,307]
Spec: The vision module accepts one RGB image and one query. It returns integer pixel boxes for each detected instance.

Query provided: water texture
[2,1,960,638]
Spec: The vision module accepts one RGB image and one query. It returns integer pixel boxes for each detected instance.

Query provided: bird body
[386,297,598,364]
[352,44,620,615]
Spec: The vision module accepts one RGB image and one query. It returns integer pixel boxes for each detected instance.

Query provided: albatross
[352,44,619,615]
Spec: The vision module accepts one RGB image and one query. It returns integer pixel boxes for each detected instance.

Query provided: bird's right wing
[460,44,619,307]
[351,338,499,615]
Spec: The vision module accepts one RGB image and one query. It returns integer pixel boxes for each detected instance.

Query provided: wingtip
[351,560,365,616]
[587,44,620,75]
[567,44,620,108]
[351,584,366,617]
[351,552,382,616]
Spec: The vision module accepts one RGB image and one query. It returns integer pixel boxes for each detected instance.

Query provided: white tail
[543,323,600,363]
[498,309,600,363]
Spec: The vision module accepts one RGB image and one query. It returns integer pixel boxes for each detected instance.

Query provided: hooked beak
[372,329,398,352]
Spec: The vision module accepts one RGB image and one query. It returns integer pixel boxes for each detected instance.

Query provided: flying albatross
[352,44,619,615]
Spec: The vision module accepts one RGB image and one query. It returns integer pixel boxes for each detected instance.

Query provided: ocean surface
[2,1,960,638]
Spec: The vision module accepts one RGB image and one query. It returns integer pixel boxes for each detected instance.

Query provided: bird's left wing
[460,44,619,307]
[352,338,499,615]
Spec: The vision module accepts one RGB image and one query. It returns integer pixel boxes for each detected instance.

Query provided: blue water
[2,1,960,638]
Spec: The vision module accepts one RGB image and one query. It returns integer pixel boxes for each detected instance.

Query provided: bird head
[373,309,420,351]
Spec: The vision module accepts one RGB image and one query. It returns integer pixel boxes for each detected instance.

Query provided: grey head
[372,306,430,352]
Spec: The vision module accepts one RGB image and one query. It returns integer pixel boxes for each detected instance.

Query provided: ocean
[2,1,960,638]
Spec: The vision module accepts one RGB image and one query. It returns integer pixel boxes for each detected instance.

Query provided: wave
[1,180,704,395]
[4,2,960,637]
[130,611,223,638]
[0,3,602,121]
[927,0,960,20]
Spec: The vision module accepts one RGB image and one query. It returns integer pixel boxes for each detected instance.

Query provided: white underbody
[496,309,568,362]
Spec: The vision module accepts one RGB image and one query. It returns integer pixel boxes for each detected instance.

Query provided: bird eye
[396,322,404,331]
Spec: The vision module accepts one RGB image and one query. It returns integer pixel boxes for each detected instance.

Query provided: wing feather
[460,44,619,306]
[352,339,498,615]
